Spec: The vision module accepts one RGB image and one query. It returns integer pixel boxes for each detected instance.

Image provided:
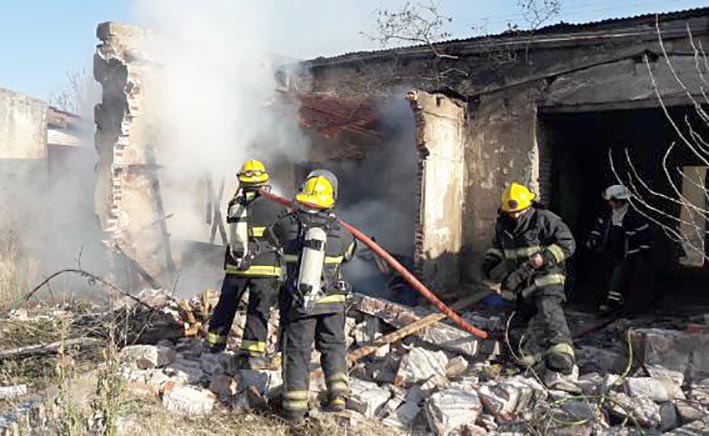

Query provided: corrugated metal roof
[304,6,709,67]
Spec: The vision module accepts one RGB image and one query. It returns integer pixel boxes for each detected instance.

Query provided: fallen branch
[0,337,103,359]
[7,269,157,313]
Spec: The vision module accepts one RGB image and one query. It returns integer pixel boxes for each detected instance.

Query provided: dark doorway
[541,105,709,313]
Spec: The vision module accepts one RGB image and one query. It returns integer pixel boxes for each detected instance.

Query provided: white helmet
[603,184,632,200]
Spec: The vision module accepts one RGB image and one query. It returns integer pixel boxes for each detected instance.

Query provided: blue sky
[1,0,707,101]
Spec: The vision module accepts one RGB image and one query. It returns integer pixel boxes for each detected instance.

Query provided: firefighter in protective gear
[482,182,576,374]
[586,185,652,314]
[266,172,356,422]
[206,160,284,369]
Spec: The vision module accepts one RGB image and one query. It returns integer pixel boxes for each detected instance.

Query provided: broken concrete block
[544,365,582,394]
[120,345,176,369]
[209,374,237,399]
[659,402,680,432]
[631,328,709,380]
[645,364,684,386]
[348,379,391,418]
[576,345,628,374]
[379,386,407,418]
[674,399,705,423]
[0,385,28,400]
[162,386,215,415]
[147,370,171,391]
[421,323,478,358]
[576,373,603,396]
[665,416,709,435]
[445,356,469,378]
[624,377,685,402]
[239,369,282,396]
[476,413,498,432]
[369,355,400,384]
[200,352,229,375]
[353,316,380,345]
[449,377,478,393]
[607,393,661,428]
[353,294,480,358]
[557,400,600,423]
[344,316,357,338]
[165,357,205,383]
[381,401,421,429]
[477,376,547,420]
[688,378,709,405]
[395,348,449,385]
[425,388,482,436]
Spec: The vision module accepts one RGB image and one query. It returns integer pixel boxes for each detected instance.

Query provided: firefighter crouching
[481,182,576,374]
[206,159,284,369]
[586,184,652,314]
[266,171,356,423]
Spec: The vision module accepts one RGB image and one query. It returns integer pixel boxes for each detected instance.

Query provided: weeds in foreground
[0,226,38,312]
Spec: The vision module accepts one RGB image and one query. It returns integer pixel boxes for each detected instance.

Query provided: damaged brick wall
[408,91,467,295]
[93,22,168,280]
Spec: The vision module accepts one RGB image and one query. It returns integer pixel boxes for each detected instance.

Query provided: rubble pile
[112,291,709,435]
[4,289,709,435]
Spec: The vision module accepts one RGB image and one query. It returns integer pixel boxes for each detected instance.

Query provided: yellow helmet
[237,159,269,185]
[500,182,536,213]
[296,175,335,209]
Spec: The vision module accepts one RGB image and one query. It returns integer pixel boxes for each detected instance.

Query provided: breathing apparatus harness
[292,210,349,311]
[226,186,268,271]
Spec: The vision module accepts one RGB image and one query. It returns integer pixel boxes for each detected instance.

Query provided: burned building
[284,7,709,306]
[94,9,709,304]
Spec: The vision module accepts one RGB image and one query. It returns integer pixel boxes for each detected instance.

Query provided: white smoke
[134,1,310,181]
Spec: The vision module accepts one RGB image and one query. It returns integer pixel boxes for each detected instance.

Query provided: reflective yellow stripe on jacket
[252,226,266,238]
[225,265,282,276]
[316,294,346,304]
[534,273,565,287]
[504,246,541,259]
[546,244,567,263]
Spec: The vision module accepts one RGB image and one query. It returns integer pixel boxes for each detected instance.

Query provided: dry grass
[119,401,392,436]
[0,226,38,312]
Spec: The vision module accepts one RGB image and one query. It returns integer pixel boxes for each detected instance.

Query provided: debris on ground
[3,288,709,435]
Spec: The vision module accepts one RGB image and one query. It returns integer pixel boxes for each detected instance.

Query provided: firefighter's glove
[528,253,545,269]
[502,263,535,292]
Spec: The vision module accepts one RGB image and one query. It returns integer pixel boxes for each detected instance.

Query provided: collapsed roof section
[296,93,380,140]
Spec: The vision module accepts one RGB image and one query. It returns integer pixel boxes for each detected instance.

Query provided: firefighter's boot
[545,343,575,375]
[206,330,227,353]
[323,395,346,413]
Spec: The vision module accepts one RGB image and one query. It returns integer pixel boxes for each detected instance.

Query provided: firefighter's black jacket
[586,207,652,259]
[482,206,576,291]
[267,209,356,317]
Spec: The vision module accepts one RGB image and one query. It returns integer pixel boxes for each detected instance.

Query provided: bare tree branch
[362,0,458,60]
[608,20,709,262]
[516,0,561,31]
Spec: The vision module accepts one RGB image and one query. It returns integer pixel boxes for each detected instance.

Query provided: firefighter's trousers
[606,258,638,304]
[208,275,280,355]
[281,311,348,418]
[509,286,573,355]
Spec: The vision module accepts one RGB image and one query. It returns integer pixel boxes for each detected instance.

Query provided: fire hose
[258,188,489,340]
